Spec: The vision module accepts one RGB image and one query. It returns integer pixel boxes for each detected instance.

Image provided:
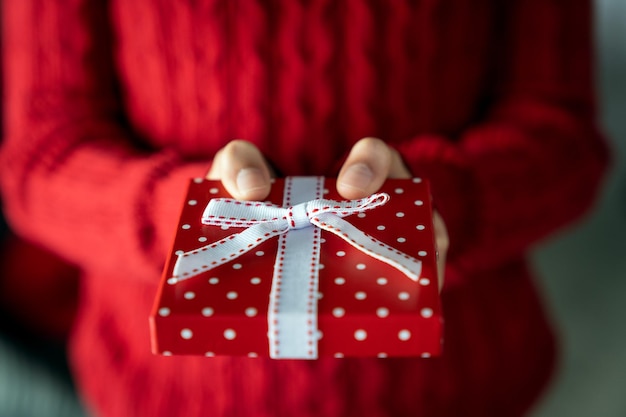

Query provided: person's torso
[110,0,500,174]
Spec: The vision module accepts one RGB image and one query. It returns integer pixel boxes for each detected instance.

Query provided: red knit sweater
[1,1,609,416]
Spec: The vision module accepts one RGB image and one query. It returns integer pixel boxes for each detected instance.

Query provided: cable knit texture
[0,1,609,416]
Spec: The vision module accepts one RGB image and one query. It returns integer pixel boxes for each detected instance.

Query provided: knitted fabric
[1,1,609,416]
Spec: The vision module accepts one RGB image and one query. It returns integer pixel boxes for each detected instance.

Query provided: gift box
[150,176,442,359]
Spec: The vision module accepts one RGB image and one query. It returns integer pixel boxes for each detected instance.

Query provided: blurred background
[530,0,626,415]
[0,0,624,416]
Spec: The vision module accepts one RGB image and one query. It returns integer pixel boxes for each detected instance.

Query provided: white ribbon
[170,177,422,358]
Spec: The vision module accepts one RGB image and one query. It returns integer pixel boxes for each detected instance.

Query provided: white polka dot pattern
[398,329,411,341]
[354,329,367,341]
[332,307,345,318]
[151,177,442,358]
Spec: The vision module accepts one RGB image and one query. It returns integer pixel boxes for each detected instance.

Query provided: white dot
[318,264,325,270]
[357,213,366,218]
[250,277,261,285]
[226,291,238,300]
[397,237,406,243]
[209,187,219,194]
[416,225,426,230]
[188,199,198,206]
[398,329,411,341]
[355,291,367,300]
[377,352,388,358]
[158,307,171,317]
[396,212,405,218]
[248,352,258,358]
[317,292,324,299]
[162,351,172,356]
[377,225,386,230]
[398,292,410,301]
[412,177,422,183]
[421,308,434,318]
[181,328,193,339]
[376,307,389,318]
[167,278,178,285]
[198,236,208,242]
[255,251,264,256]
[394,188,404,194]
[208,277,219,284]
[421,352,431,358]
[356,263,366,270]
[334,353,344,358]
[202,307,214,317]
[376,277,388,285]
[419,278,431,286]
[205,352,215,357]
[245,307,257,317]
[193,177,204,183]
[316,330,323,340]
[414,200,424,206]
[323,188,329,194]
[334,277,346,285]
[320,238,326,243]
[336,251,346,257]
[184,291,195,300]
[175,250,184,256]
[224,329,237,340]
[418,251,427,257]
[354,329,367,341]
[332,307,345,317]
[182,224,191,230]
[233,263,242,269]
[221,225,230,230]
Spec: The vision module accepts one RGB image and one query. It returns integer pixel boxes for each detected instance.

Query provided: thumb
[207,140,273,200]
[337,138,409,199]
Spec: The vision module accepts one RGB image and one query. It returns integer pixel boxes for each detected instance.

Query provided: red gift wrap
[150,177,442,359]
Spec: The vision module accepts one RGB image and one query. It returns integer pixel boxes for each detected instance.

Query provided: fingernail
[236,168,267,196]
[339,163,374,193]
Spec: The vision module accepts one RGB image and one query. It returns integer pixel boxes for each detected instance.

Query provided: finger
[433,211,449,291]
[206,140,272,200]
[336,138,393,199]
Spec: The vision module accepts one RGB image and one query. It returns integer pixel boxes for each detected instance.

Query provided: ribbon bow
[171,193,421,282]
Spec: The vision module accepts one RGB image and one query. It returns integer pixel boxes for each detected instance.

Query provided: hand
[337,138,448,289]
[206,140,274,201]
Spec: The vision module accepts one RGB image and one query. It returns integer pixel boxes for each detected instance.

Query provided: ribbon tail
[313,214,422,281]
[171,222,286,282]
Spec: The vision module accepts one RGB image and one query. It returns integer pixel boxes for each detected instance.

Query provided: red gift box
[150,177,442,359]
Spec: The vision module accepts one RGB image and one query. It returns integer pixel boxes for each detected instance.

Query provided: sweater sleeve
[396,0,610,283]
[0,1,209,283]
